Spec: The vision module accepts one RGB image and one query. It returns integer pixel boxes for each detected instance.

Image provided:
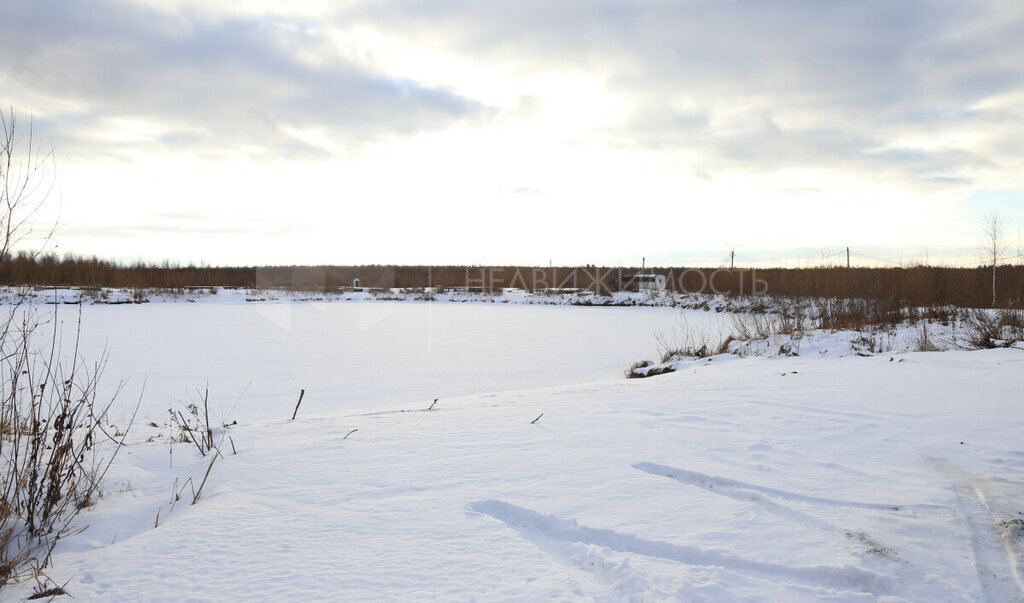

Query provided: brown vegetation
[1,254,1023,309]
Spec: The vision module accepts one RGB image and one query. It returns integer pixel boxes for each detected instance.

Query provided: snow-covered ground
[36,300,715,420]
[3,295,1023,601]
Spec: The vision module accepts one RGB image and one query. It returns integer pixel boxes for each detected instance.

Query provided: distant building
[620,273,667,292]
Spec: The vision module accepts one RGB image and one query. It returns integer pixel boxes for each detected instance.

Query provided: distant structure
[619,273,666,292]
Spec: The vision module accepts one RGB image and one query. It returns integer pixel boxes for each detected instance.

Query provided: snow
[52,300,713,420]
[3,294,1024,601]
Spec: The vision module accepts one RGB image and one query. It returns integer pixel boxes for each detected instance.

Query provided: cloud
[7,0,1020,189]
[0,0,490,161]
[343,0,1024,188]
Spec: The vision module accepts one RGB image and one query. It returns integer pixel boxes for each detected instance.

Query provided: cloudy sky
[3,0,1023,267]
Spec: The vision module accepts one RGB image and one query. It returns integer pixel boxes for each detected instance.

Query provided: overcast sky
[3,0,1023,267]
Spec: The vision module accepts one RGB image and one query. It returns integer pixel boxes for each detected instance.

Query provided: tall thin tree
[983,210,1005,307]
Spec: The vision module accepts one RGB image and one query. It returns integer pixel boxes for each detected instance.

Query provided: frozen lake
[50,301,730,422]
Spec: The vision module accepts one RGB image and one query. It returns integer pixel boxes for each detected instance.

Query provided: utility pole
[642,257,645,271]
[726,244,742,269]
[846,246,850,269]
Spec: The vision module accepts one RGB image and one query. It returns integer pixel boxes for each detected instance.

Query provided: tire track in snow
[469,499,897,597]
[634,462,962,599]
[928,455,1024,602]
[726,397,900,422]
[948,483,1024,602]
[634,463,900,557]
[634,462,954,514]
[474,503,658,601]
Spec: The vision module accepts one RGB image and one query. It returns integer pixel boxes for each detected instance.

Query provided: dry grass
[0,308,134,587]
[655,318,729,362]
[912,322,945,352]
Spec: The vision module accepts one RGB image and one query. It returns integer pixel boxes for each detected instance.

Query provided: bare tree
[983,209,1005,307]
[0,108,56,267]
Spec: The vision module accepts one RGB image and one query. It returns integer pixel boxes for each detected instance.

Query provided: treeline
[700,266,1024,309]
[2,252,1022,308]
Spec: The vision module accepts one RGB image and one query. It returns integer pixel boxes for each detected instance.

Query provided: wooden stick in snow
[291,389,305,420]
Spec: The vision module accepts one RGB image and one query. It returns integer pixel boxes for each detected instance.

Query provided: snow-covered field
[45,298,711,420]
[3,294,1024,601]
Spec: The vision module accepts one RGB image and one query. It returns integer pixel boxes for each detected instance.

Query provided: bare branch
[0,108,58,266]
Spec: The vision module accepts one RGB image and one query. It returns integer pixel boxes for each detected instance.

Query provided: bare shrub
[920,305,958,326]
[626,316,732,378]
[961,308,1024,349]
[999,309,1024,342]
[819,298,869,331]
[0,109,132,588]
[849,326,897,355]
[0,309,133,586]
[728,303,811,356]
[913,322,944,352]
[655,317,729,361]
[961,309,1003,349]
[167,387,238,459]
[778,302,815,335]
[730,313,778,341]
[731,308,814,340]
[161,387,237,514]
[169,390,215,456]
[818,298,907,331]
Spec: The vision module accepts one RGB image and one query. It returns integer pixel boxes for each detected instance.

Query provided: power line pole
[726,244,742,269]
[846,246,850,269]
